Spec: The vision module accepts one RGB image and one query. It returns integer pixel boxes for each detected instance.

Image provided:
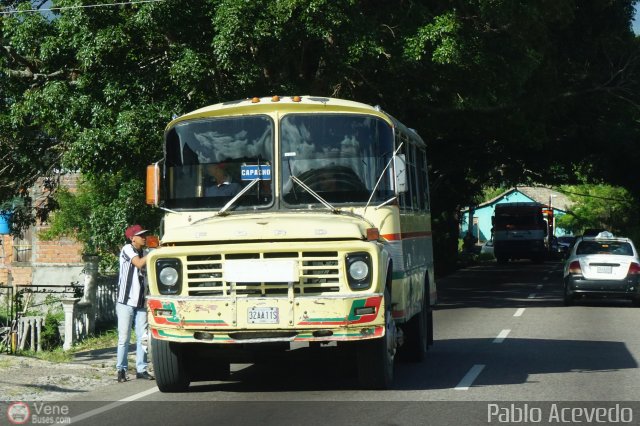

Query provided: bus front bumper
[147,294,385,344]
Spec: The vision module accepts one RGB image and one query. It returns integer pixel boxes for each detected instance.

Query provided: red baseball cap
[125,224,148,240]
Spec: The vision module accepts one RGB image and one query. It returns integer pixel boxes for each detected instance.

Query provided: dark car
[556,236,576,257]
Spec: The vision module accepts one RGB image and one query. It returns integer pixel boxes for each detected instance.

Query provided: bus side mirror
[394,154,407,193]
[146,164,160,206]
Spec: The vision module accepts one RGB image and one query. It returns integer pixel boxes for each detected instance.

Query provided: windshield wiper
[218,178,260,216]
[290,175,338,213]
[290,174,379,229]
[190,178,260,225]
[286,157,298,201]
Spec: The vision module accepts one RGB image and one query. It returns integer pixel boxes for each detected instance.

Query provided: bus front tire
[357,289,395,389]
[152,338,190,392]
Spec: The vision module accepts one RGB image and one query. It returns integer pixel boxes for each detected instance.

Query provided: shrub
[40,312,63,350]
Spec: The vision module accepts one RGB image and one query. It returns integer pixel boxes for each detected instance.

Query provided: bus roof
[167,96,425,147]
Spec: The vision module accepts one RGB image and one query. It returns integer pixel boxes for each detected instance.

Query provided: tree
[1,0,639,273]
[39,173,161,268]
[556,184,640,243]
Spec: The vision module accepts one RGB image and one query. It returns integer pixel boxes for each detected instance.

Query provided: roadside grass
[15,328,119,363]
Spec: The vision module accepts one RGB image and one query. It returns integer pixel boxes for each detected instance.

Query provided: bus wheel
[152,338,190,392]
[357,289,395,389]
[399,288,429,362]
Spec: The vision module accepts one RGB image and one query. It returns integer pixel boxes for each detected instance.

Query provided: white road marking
[514,308,525,317]
[528,293,536,299]
[66,386,159,424]
[455,364,486,390]
[493,329,511,343]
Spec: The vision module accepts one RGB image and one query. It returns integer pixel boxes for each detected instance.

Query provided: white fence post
[79,255,100,335]
[16,316,44,352]
[36,317,42,352]
[61,298,80,350]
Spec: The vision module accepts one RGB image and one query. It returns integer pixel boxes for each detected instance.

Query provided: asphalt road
[33,260,640,425]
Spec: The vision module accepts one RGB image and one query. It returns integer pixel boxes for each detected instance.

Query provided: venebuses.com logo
[6,402,30,425]
[6,401,71,425]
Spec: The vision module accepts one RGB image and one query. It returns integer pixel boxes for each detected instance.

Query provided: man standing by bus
[116,224,155,382]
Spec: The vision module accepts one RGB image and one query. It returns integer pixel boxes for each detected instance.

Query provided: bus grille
[184,251,340,296]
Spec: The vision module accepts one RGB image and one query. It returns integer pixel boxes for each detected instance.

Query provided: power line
[551,186,631,203]
[0,0,168,15]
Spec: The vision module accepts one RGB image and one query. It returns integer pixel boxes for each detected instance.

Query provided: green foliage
[69,327,118,353]
[477,186,509,205]
[1,0,639,275]
[405,11,462,64]
[39,173,161,269]
[17,326,118,360]
[40,311,62,351]
[22,346,73,363]
[556,184,640,243]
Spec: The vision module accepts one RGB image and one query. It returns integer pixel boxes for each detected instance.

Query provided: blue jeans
[116,303,148,373]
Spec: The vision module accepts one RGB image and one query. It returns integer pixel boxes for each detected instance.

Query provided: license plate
[596,265,612,274]
[248,307,279,324]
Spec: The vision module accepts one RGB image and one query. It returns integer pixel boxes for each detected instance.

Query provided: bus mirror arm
[375,196,398,210]
[159,206,180,214]
[364,142,403,214]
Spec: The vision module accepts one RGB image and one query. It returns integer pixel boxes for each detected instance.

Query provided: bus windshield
[163,115,274,210]
[494,208,544,230]
[162,113,395,210]
[281,114,395,205]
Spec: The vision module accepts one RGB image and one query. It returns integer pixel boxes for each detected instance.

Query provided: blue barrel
[0,211,12,234]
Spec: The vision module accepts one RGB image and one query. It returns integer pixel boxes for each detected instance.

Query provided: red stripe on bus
[381,231,432,241]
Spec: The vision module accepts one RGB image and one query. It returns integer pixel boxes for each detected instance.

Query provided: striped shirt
[117,244,146,308]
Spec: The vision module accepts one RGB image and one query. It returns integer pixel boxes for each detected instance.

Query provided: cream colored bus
[145,96,436,391]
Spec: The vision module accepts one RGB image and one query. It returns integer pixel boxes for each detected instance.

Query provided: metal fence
[0,284,80,353]
[0,275,118,353]
[96,274,117,324]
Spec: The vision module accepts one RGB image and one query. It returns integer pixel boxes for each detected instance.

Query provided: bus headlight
[156,259,182,295]
[346,253,372,290]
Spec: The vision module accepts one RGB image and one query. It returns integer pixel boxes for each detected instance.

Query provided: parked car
[562,231,640,306]
[556,235,576,257]
[480,240,494,257]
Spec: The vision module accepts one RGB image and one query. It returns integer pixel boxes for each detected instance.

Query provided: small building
[0,174,85,288]
[460,186,573,243]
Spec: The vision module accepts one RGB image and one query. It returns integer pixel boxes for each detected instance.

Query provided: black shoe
[136,371,155,380]
[117,369,127,383]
